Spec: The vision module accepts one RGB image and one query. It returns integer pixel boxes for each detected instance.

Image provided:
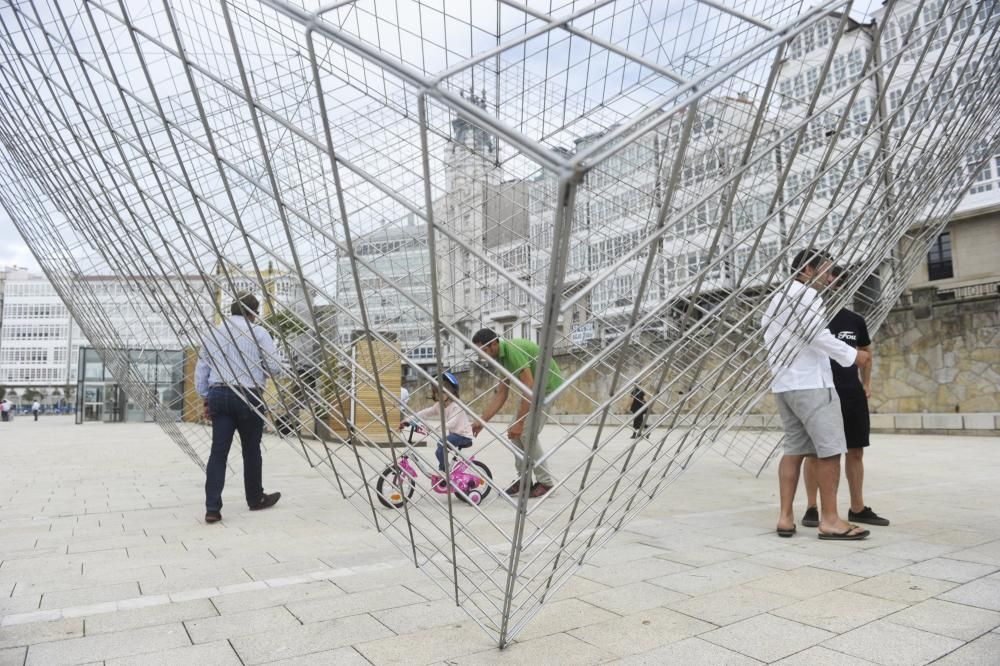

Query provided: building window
[927,231,953,281]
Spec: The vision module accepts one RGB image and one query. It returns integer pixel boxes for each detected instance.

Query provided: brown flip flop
[818,526,869,540]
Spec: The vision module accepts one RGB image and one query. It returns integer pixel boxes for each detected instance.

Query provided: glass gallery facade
[75,347,184,423]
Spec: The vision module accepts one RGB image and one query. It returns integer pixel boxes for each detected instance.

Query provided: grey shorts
[774,388,847,458]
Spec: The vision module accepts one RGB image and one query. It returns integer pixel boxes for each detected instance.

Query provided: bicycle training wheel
[458,461,493,505]
[376,466,415,509]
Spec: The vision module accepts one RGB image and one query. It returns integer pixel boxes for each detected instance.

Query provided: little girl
[409,372,474,472]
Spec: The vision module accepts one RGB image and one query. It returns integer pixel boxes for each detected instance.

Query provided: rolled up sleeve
[801,295,857,368]
[257,329,284,378]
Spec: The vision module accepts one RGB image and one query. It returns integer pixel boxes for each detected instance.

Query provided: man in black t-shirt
[801,268,890,528]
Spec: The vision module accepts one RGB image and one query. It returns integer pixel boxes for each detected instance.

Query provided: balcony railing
[895,279,1000,309]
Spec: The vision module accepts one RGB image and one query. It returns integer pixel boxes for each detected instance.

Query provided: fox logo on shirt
[837,331,857,343]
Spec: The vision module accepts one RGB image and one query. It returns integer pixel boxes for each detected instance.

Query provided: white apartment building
[334,94,530,373]
[335,215,438,376]
[332,5,998,359]
[0,269,84,389]
[873,0,1000,290]
[0,269,215,395]
[774,14,882,261]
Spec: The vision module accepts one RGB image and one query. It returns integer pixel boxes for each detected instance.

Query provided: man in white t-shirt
[32,400,41,421]
[762,248,872,541]
[0,399,10,422]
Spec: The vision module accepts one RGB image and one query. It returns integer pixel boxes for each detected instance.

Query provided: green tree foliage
[263,309,309,338]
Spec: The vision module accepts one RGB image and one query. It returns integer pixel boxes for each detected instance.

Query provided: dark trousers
[436,433,473,471]
[33,410,38,421]
[205,386,265,512]
[1,411,8,422]
[631,411,646,436]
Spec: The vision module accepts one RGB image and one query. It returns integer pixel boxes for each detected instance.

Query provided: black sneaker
[801,506,819,528]
[848,506,890,526]
[205,511,222,524]
[504,481,521,496]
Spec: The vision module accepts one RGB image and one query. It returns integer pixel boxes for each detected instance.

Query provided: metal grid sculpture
[1,0,998,647]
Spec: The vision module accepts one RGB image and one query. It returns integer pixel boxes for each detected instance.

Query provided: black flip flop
[776,526,796,538]
[818,526,870,540]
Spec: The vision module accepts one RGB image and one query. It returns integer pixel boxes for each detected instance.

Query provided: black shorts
[837,390,870,449]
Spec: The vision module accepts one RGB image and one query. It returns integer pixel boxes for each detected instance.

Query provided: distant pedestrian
[0,399,10,422]
[195,292,284,524]
[762,248,872,540]
[32,400,41,421]
[629,386,648,438]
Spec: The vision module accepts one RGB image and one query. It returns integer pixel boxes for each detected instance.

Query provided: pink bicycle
[376,423,493,508]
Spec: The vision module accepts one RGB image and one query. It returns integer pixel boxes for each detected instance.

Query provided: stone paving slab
[355,620,495,665]
[650,559,780,596]
[83,598,217,635]
[844,571,958,604]
[0,647,25,666]
[617,636,762,665]
[936,577,1000,611]
[104,640,242,666]
[743,566,861,599]
[39,582,143,610]
[669,585,795,627]
[897,556,999,583]
[231,614,394,664]
[2,419,1000,664]
[578,580,689,615]
[284,584,426,623]
[884,598,1000,641]
[821,619,965,665]
[262,646,372,665]
[769,589,906,633]
[454,632,615,665]
[567,606,716,656]
[511,597,619,642]
[23,622,190,666]
[700,613,835,663]
[770,645,873,665]
[209,579,342,614]
[0,594,42,616]
[185,605,299,644]
[932,632,1000,665]
[369,598,472,634]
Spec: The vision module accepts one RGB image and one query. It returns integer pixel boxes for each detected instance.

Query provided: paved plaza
[1,417,999,665]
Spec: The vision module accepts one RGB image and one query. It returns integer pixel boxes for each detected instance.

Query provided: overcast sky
[0,0,883,274]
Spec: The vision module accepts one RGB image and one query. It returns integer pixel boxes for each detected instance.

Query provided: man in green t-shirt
[471,328,562,498]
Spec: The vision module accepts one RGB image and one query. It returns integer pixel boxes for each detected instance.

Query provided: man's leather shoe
[205,511,222,523]
[249,492,281,511]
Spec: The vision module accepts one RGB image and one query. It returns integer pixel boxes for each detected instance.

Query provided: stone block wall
[870,295,1000,413]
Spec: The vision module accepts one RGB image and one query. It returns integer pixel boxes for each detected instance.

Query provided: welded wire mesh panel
[1,0,998,647]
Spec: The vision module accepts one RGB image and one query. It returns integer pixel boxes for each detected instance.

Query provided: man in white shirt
[32,400,41,421]
[762,248,872,540]
[195,293,284,524]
